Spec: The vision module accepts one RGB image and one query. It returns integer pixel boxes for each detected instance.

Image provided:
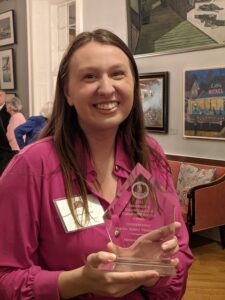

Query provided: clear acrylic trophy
[102,163,176,276]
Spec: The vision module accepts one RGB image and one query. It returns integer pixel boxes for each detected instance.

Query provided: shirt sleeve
[14,118,35,149]
[0,154,61,300]
[144,136,193,299]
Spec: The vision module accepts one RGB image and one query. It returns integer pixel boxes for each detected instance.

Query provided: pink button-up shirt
[0,135,193,300]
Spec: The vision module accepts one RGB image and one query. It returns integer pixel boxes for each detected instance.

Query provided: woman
[15,101,53,149]
[6,96,26,151]
[0,29,193,299]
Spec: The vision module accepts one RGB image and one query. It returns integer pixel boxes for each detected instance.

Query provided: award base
[100,257,176,277]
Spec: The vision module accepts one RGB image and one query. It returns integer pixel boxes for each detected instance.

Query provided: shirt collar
[0,103,5,110]
[114,133,132,175]
[71,133,132,181]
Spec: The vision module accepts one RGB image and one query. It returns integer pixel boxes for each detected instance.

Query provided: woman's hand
[107,222,181,261]
[58,251,159,299]
[58,222,181,298]
[106,222,181,288]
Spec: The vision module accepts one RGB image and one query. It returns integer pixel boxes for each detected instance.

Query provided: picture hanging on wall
[184,67,225,140]
[127,0,225,56]
[0,10,15,46]
[0,48,15,90]
[139,72,169,133]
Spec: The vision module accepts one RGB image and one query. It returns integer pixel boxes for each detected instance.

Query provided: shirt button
[115,165,120,171]
[114,229,120,237]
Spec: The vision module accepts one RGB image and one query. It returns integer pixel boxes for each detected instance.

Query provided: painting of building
[184,67,225,139]
[127,0,225,55]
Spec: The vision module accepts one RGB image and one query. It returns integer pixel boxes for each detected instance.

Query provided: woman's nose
[97,76,115,96]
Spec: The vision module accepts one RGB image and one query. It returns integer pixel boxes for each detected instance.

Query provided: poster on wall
[0,49,15,90]
[184,67,225,140]
[127,0,225,56]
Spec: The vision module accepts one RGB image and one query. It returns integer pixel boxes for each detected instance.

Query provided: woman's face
[65,41,134,135]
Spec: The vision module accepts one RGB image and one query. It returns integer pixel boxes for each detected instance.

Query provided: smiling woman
[65,41,134,134]
[0,29,193,300]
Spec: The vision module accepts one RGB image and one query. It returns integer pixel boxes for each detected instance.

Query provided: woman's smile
[93,101,119,112]
[65,41,134,134]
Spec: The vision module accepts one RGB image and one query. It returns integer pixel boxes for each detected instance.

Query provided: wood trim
[166,154,225,167]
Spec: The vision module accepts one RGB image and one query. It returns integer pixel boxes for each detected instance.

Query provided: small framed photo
[0,10,15,46]
[0,48,15,90]
[184,67,225,140]
[140,72,169,133]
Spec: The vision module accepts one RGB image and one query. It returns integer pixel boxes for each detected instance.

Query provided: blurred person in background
[6,96,26,151]
[15,101,53,149]
[0,91,13,175]
[0,90,10,133]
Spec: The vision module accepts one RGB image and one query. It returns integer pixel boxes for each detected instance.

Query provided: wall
[135,47,225,160]
[1,0,225,160]
[82,0,128,44]
[0,0,29,117]
[82,0,225,161]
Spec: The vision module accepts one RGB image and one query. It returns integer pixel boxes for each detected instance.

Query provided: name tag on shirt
[54,195,105,233]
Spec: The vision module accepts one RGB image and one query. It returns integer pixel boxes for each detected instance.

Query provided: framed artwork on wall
[0,10,15,46]
[127,0,225,56]
[140,72,169,133]
[0,48,15,90]
[184,67,225,140]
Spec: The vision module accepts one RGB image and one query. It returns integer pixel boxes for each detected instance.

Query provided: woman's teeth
[95,102,118,110]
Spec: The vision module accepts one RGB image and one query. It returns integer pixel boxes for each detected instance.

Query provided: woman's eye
[84,74,96,80]
[112,71,125,79]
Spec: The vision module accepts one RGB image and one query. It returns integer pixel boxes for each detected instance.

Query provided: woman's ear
[64,85,73,106]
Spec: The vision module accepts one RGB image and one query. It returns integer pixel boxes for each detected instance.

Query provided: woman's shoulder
[19,136,55,157]
[14,112,26,121]
[1,136,60,184]
[7,137,59,173]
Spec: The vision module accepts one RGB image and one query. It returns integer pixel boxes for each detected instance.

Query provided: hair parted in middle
[40,28,168,225]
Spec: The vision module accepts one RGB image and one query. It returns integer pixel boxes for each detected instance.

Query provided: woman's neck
[84,128,117,163]
[85,129,118,202]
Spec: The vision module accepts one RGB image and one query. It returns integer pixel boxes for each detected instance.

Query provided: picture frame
[127,0,225,56]
[0,10,15,46]
[140,72,169,133]
[184,67,225,140]
[0,48,15,90]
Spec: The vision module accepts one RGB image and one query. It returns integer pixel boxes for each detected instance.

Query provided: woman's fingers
[87,251,116,268]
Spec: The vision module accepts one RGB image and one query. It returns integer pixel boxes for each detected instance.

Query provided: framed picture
[184,67,225,140]
[140,72,169,133]
[0,48,15,90]
[127,0,225,56]
[0,10,15,46]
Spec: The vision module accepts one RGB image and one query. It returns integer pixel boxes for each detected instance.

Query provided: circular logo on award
[131,181,149,199]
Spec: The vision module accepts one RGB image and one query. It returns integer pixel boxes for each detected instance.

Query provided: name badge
[54,195,105,233]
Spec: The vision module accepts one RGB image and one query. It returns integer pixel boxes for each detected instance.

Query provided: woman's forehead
[69,41,130,67]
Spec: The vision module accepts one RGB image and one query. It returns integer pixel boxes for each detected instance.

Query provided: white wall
[82,0,128,44]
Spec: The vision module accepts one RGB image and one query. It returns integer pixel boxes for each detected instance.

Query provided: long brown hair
[40,29,168,225]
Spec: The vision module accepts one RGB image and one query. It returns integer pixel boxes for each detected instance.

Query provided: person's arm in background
[14,117,35,149]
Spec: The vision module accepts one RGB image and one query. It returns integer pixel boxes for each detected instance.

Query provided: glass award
[102,163,176,276]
